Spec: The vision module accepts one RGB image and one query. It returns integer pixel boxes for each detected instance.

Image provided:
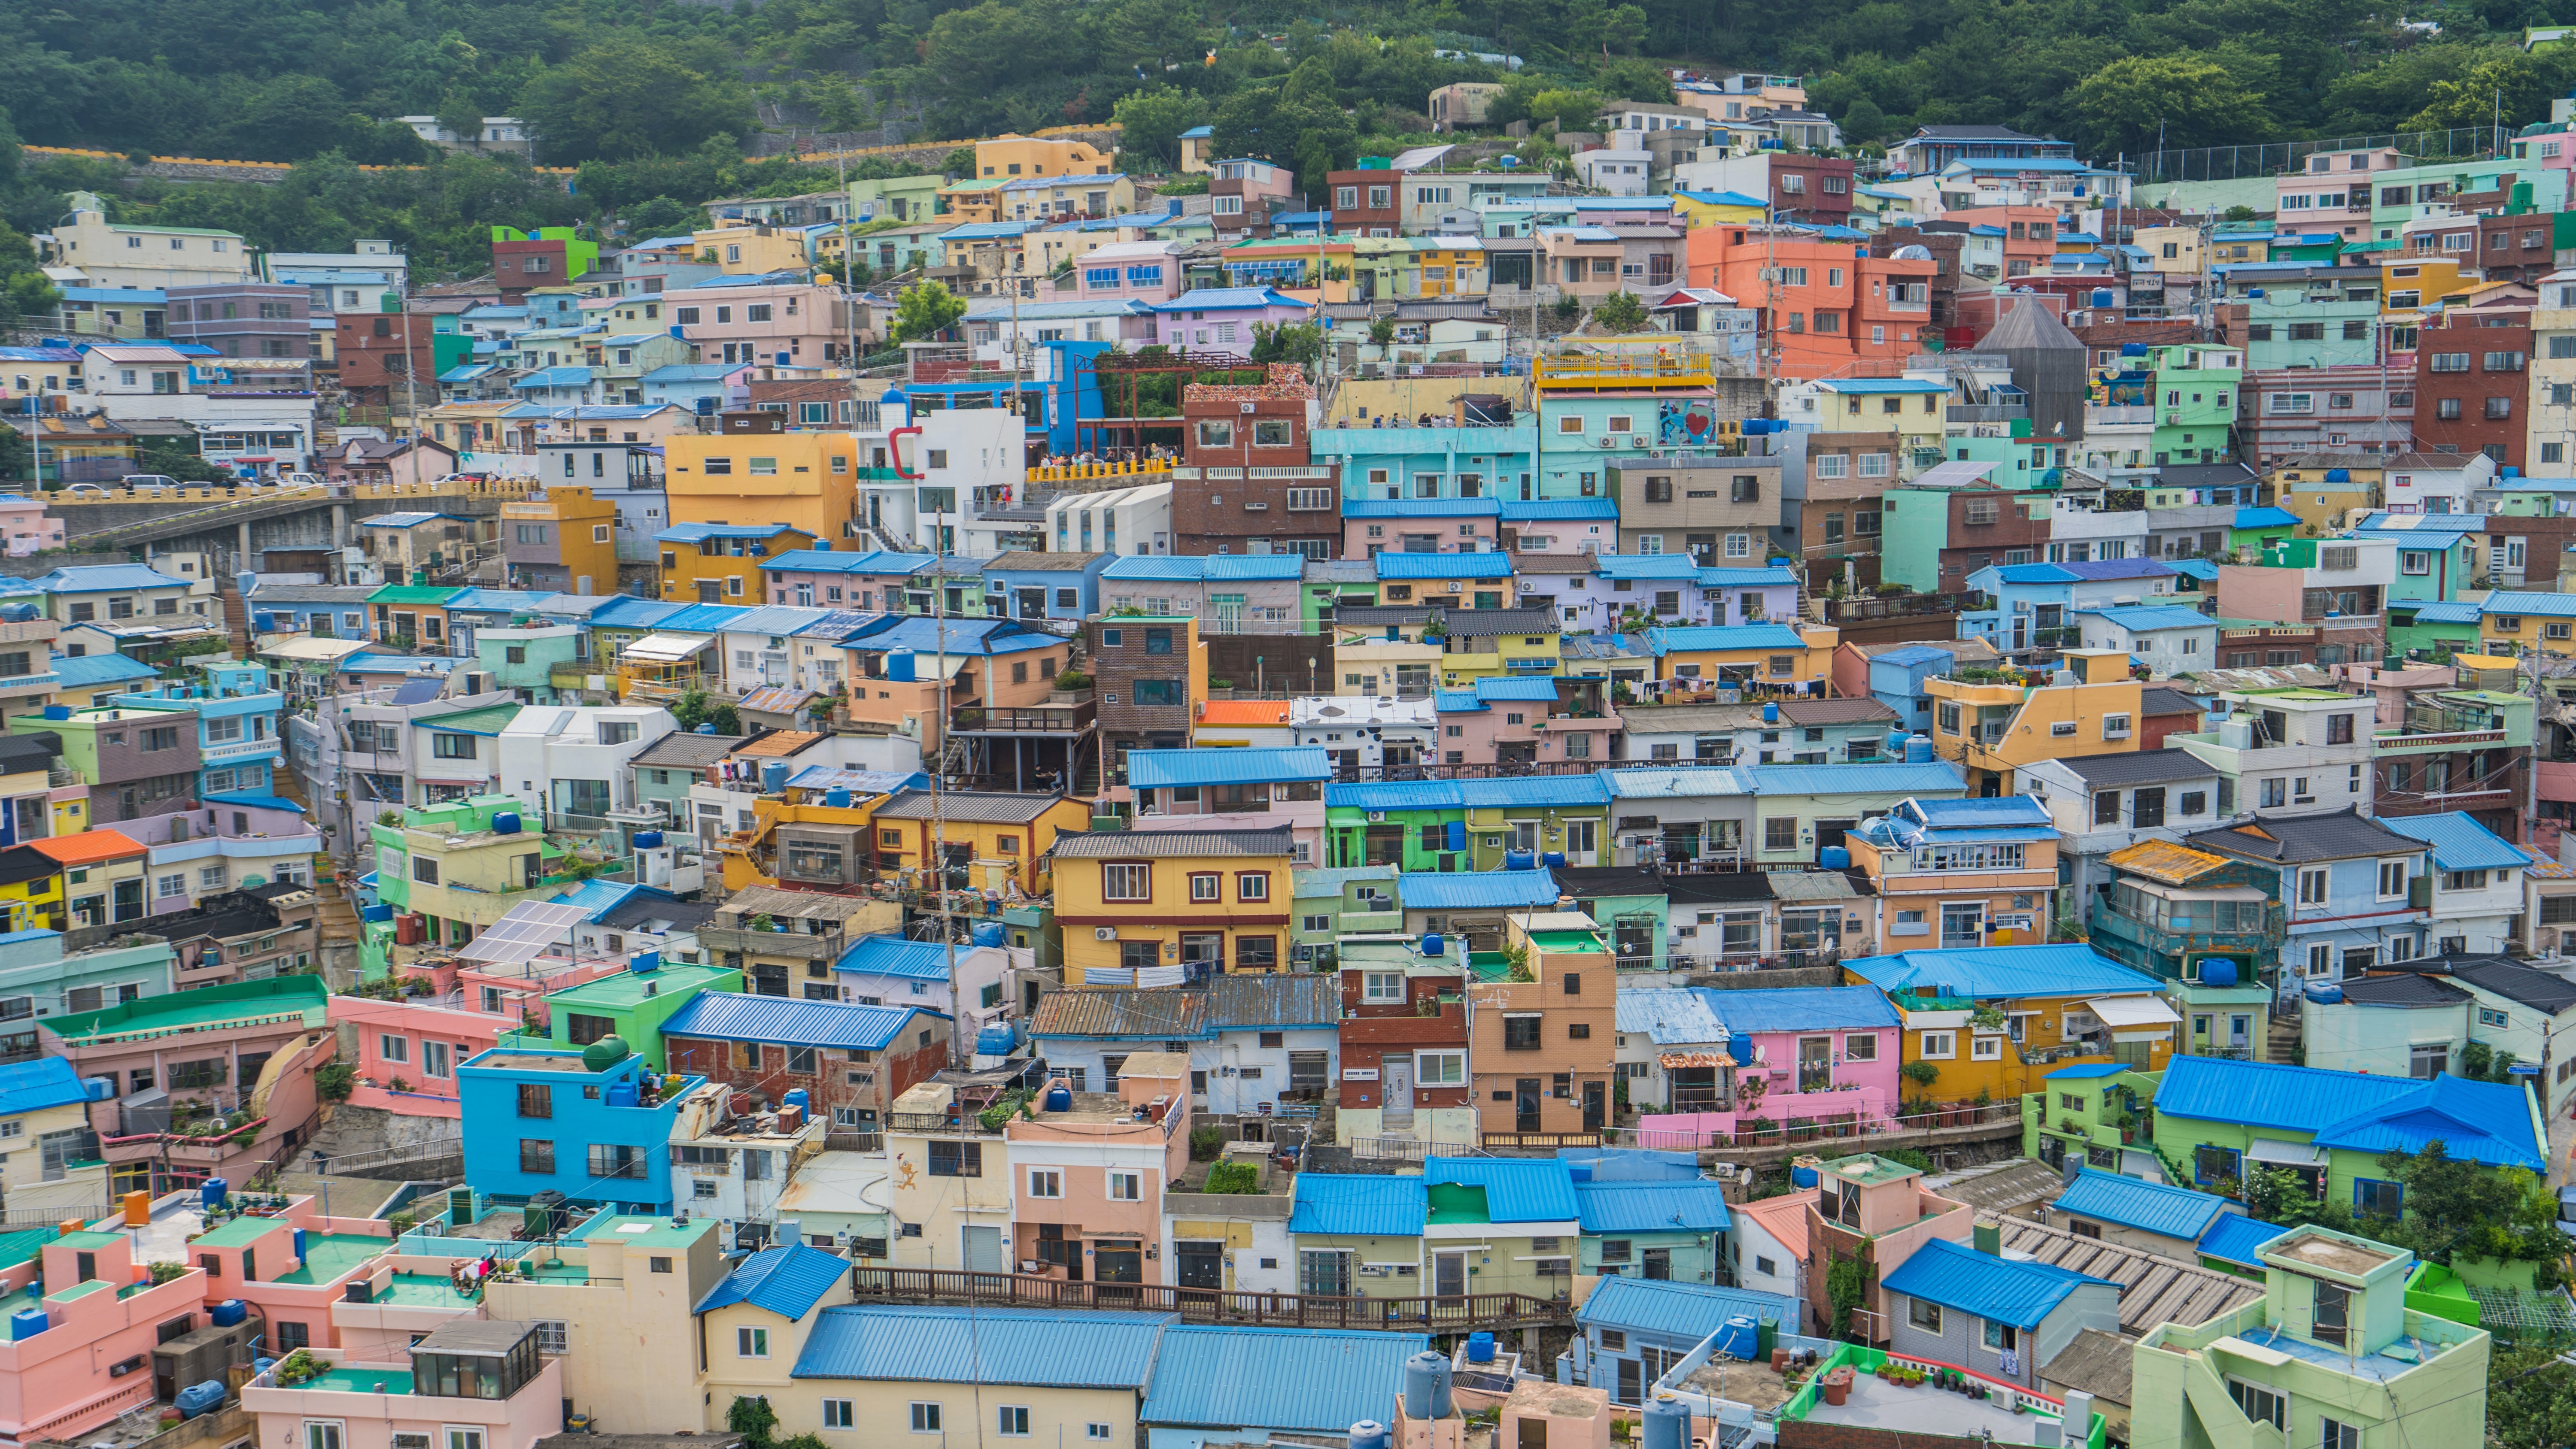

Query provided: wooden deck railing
[849,1267,1570,1329]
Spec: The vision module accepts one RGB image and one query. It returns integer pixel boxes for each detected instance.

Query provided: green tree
[890,281,968,343]
[2406,51,2553,132]
[1590,55,1672,103]
[434,92,485,146]
[2068,52,2272,156]
[1593,291,1648,332]
[2486,1343,2576,1449]
[942,146,977,178]
[0,425,27,484]
[514,35,753,164]
[619,195,705,239]
[1113,86,1212,172]
[1249,321,1322,365]
[1367,316,1396,346]
[725,1397,778,1449]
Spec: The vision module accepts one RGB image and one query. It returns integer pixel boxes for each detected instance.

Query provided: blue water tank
[492,812,522,836]
[694,723,720,734]
[823,789,853,809]
[1905,735,1935,763]
[887,650,916,682]
[1643,1399,1693,1449]
[2504,465,2521,480]
[1445,820,1466,853]
[782,1089,809,1111]
[2325,468,2351,483]
[1820,846,1850,870]
[1466,1331,1496,1364]
[1504,849,1535,871]
[202,1179,228,1212]
[605,1080,640,1107]
[971,921,1006,947]
[251,1358,273,1375]
[1714,1315,1761,1362]
[1790,1164,1820,1190]
[292,1228,307,1263]
[631,952,660,973]
[210,1299,246,1328]
[80,1076,112,1102]
[362,903,393,923]
[1044,1082,1074,1112]
[1542,851,1566,868]
[1762,701,1779,723]
[2091,289,2114,307]
[1348,1424,1390,1449]
[1886,729,1909,758]
[39,706,67,721]
[2121,342,2148,357]
[8,1310,44,1340]
[1421,933,1446,960]
[633,830,663,849]
[253,612,277,634]
[2305,982,2343,1004]
[1402,1351,1454,1419]
[175,1382,226,1419]
[762,761,790,792]
[2247,288,2264,298]
[2198,958,2239,988]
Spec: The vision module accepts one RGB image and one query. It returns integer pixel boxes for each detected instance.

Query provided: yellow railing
[1532,353,1715,388]
[1026,460,1175,485]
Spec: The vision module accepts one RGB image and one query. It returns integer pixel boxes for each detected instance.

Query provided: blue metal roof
[1844,944,2167,1001]
[0,1057,88,1118]
[661,992,937,1050]
[1143,286,1299,312]
[694,1243,857,1319]
[587,597,683,630]
[1396,870,1564,911]
[1140,1327,1428,1432]
[442,587,543,614]
[1882,1238,2111,1330]
[2398,600,2482,624]
[1421,1158,1580,1221]
[1702,986,1899,1034]
[2233,506,2303,529]
[1909,795,2052,828]
[1558,1147,1704,1182]
[1577,1276,1795,1340]
[2046,1063,2129,1079]
[2195,1213,2290,1270]
[1594,555,1703,581]
[1325,774,1613,811]
[2081,605,2217,632]
[2376,811,2533,872]
[1435,689,1485,712]
[1614,988,1728,1046]
[2154,1056,2545,1170]
[792,1305,1173,1386]
[833,934,952,981]
[1600,768,1749,799]
[1738,762,1966,796]
[1100,554,1306,582]
[2479,591,2576,618]
[2169,559,2220,582]
[656,522,804,543]
[1696,567,1800,588]
[1289,1174,1428,1235]
[1343,498,1504,519]
[1573,1181,1733,1233]
[2050,1169,2229,1241]
[1871,645,1952,668]
[655,603,753,633]
[513,366,593,389]
[30,564,190,594]
[1648,624,1807,654]
[52,653,156,688]
[1473,676,1559,702]
[1501,499,1619,521]
[547,879,643,917]
[1128,747,1331,790]
[1374,552,1514,580]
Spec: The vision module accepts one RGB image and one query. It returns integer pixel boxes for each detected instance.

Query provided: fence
[2136,125,2505,185]
[1347,1135,1487,1161]
[851,1267,1570,1330]
[1620,1100,2023,1151]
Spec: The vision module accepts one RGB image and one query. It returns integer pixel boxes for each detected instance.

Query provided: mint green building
[510,962,746,1072]
[2145,343,2242,467]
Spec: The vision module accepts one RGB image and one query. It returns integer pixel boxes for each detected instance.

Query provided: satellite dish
[1890,245,1934,261]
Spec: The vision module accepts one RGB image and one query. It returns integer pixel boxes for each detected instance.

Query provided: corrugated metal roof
[1396,871,1563,911]
[693,1244,855,1319]
[2376,811,2532,872]
[1420,1158,1578,1222]
[1702,986,1898,1034]
[1373,552,1514,579]
[1206,974,1338,1029]
[1573,1181,1733,1233]
[1289,1174,1427,1236]
[1614,988,1728,1045]
[1923,1159,2063,1216]
[661,992,931,1050]
[1029,989,1209,1040]
[2106,840,2231,885]
[791,1305,1173,1386]
[1600,768,1749,799]
[2154,1056,2544,1169]
[1740,762,1967,797]
[1881,1237,2110,1330]
[2050,1170,2228,1241]
[1649,624,1807,654]
[1141,1326,1428,1432]
[0,1058,88,1118]
[1292,864,1397,898]
[1576,1276,1794,1340]
[1844,944,2165,1001]
[1127,748,1331,789]
[2194,1213,2290,1269]
[1473,676,1561,702]
[1989,1215,2265,1334]
[1594,555,1703,581]
[1324,775,1613,810]
[832,935,952,980]
[1052,829,1293,858]
[870,790,1060,824]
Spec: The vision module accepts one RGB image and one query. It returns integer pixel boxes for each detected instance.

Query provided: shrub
[1188,1125,1224,1161]
[313,1061,355,1102]
[1202,1161,1261,1194]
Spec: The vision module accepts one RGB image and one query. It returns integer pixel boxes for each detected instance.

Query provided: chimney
[1973,1222,2001,1256]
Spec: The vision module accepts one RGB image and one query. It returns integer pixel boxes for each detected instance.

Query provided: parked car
[118,474,179,489]
[63,483,110,497]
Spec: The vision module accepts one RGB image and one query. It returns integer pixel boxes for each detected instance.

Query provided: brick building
[2412,298,2533,468]
[1169,364,1340,559]
[334,312,465,406]
[659,992,951,1134]
[1324,168,1406,236]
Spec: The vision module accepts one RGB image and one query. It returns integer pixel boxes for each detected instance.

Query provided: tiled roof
[1051,829,1293,858]
[2336,973,2470,1007]
[2185,809,2424,864]
[1030,988,1208,1039]
[869,790,1060,824]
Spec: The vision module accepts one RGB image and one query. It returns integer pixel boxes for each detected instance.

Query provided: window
[1237,873,1270,902]
[516,1084,552,1119]
[1103,864,1150,901]
[2353,1179,2403,1217]
[2299,868,2328,905]
[910,1405,943,1434]
[1108,1171,1142,1200]
[1417,1051,1465,1084]
[928,1140,981,1177]
[1920,1032,1956,1059]
[1364,972,1404,1003]
[823,1401,855,1430]
[2378,860,2407,899]
[2229,1381,2285,1431]
[997,1408,1030,1438]
[736,1327,769,1358]
[1190,873,1221,903]
[518,1139,554,1173]
[1763,818,1797,852]
[1907,1297,1941,1332]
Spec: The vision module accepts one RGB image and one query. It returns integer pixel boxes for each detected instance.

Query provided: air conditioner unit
[1598,438,1616,449]
[1367,810,1386,822]
[1094,927,1119,941]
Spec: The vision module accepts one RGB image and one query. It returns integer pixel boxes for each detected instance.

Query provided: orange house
[1940,207,2066,279]
[1686,225,1936,379]
[30,828,147,930]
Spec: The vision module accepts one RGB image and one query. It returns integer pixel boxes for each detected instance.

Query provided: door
[1383,1057,1414,1125]
[1515,1077,1541,1133]
[1814,819,1857,863]
[1616,1356,1642,1403]
[1300,1249,1350,1296]
[1434,1250,1468,1297]
[1175,1241,1224,1290]
[1799,1036,1833,1092]
[1582,1080,1605,1131]
[1093,1244,1143,1287]
[1940,901,1985,948]
[1642,1247,1671,1280]
[1564,819,1598,864]
[961,1225,1002,1273]
[112,879,143,924]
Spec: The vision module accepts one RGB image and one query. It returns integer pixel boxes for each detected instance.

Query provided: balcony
[951,702,1097,735]
[2086,405,2155,427]
[1533,354,1713,390]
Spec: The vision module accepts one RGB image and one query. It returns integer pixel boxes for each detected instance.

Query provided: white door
[962,1225,1002,1272]
[1384,1058,1414,1124]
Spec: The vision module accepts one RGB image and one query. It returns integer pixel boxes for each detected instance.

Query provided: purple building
[166,283,313,359]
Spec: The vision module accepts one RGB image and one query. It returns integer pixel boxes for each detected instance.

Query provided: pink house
[1077,241,1185,303]
[1010,1053,1191,1286]
[757,549,935,610]
[0,1216,213,1444]
[1343,499,1502,559]
[668,280,844,368]
[0,496,64,557]
[243,1319,566,1449]
[1145,287,1310,356]
[1636,986,1904,1146]
[2272,148,2404,239]
[1209,158,1297,241]
[328,996,522,1117]
[1432,676,1618,768]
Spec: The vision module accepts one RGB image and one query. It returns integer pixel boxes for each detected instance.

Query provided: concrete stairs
[214,578,253,654]
[2266,1012,2300,1065]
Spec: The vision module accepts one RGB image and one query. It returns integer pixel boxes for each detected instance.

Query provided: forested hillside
[5,0,2576,289]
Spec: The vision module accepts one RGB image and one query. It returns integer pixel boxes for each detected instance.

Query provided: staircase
[2266,1011,2300,1066]
[213,577,253,654]
[868,520,908,553]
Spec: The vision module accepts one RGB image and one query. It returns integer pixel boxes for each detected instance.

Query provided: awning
[623,633,711,663]
[2086,994,2182,1029]
[2248,1138,2324,1167]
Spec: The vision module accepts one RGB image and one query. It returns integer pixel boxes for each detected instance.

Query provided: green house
[511,962,746,1072]
[2020,1063,2162,1178]
[1321,776,1612,873]
[1290,865,1399,966]
[2384,600,2482,658]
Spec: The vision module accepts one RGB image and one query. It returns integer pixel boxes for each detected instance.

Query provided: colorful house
[1052,827,1296,984]
[1843,943,2180,1103]
[1845,795,2060,948]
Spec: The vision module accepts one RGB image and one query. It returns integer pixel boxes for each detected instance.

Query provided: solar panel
[455,900,594,964]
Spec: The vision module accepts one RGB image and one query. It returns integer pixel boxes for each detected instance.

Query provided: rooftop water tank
[782,1089,809,1111]
[1402,1352,1454,1420]
[1643,1399,1692,1449]
[8,1310,44,1341]
[1886,729,1910,758]
[1762,701,1779,723]
[1904,735,1935,763]
[1044,1082,1074,1112]
[201,1178,228,1212]
[1791,1164,1819,1188]
[291,1228,307,1263]
[210,1300,246,1328]
[581,1035,631,1072]
[694,723,720,734]
[634,830,663,849]
[2091,289,2115,307]
[1348,1424,1390,1449]
[631,952,660,974]
[2305,982,2343,1004]
[1503,848,1535,871]
[823,789,853,809]
[762,761,791,793]
[1713,1315,1760,1362]
[2198,958,2239,988]
[971,921,1006,947]
[1542,851,1566,868]
[174,1382,225,1420]
[2121,342,2148,356]
[1466,1331,1496,1364]
[605,1079,640,1107]
[80,1076,112,1102]
[492,812,522,836]
[1820,846,1850,870]
[1420,933,1445,960]
[39,706,67,721]
[887,650,916,682]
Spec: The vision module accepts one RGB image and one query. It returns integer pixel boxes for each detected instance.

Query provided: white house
[1575,150,1656,197]
[1287,694,1434,773]
[2074,604,2219,678]
[2379,812,2530,957]
[2382,450,2496,516]
[493,703,679,823]
[1045,479,1174,558]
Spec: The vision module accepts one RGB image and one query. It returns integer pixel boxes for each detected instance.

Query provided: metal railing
[851,1267,1571,1329]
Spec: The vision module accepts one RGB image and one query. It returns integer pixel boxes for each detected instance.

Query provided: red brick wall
[665,1022,950,1128]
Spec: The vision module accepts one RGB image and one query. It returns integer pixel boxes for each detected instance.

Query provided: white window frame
[1919,1031,1956,1059]
[909,1404,943,1434]
[1027,1169,1062,1199]
[998,1406,1032,1438]
[736,1326,769,1358]
[1108,1171,1142,1201]
[2298,867,2329,906]
[2377,859,2408,900]
[1417,1051,1466,1085]
[1362,971,1405,1004]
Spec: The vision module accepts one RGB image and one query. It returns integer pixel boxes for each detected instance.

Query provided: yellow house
[1924,647,2143,795]
[1672,189,1771,229]
[2134,225,2206,275]
[884,1079,1015,1269]
[2267,457,2382,532]
[936,181,1007,227]
[1801,378,1949,477]
[1021,223,1118,283]
[1052,828,1296,984]
[1651,623,1839,692]
[695,1243,859,1432]
[692,224,816,276]
[480,1215,728,1436]
[864,789,1091,898]
[1847,942,2180,1102]
[0,845,63,932]
[2478,604,2576,655]
[975,133,1117,181]
[0,1058,96,1203]
[503,486,619,596]
[659,522,821,606]
[995,173,1137,224]
[666,429,860,542]
[369,795,574,949]
[1434,612,1561,689]
[760,1303,1164,1446]
[2381,256,2479,314]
